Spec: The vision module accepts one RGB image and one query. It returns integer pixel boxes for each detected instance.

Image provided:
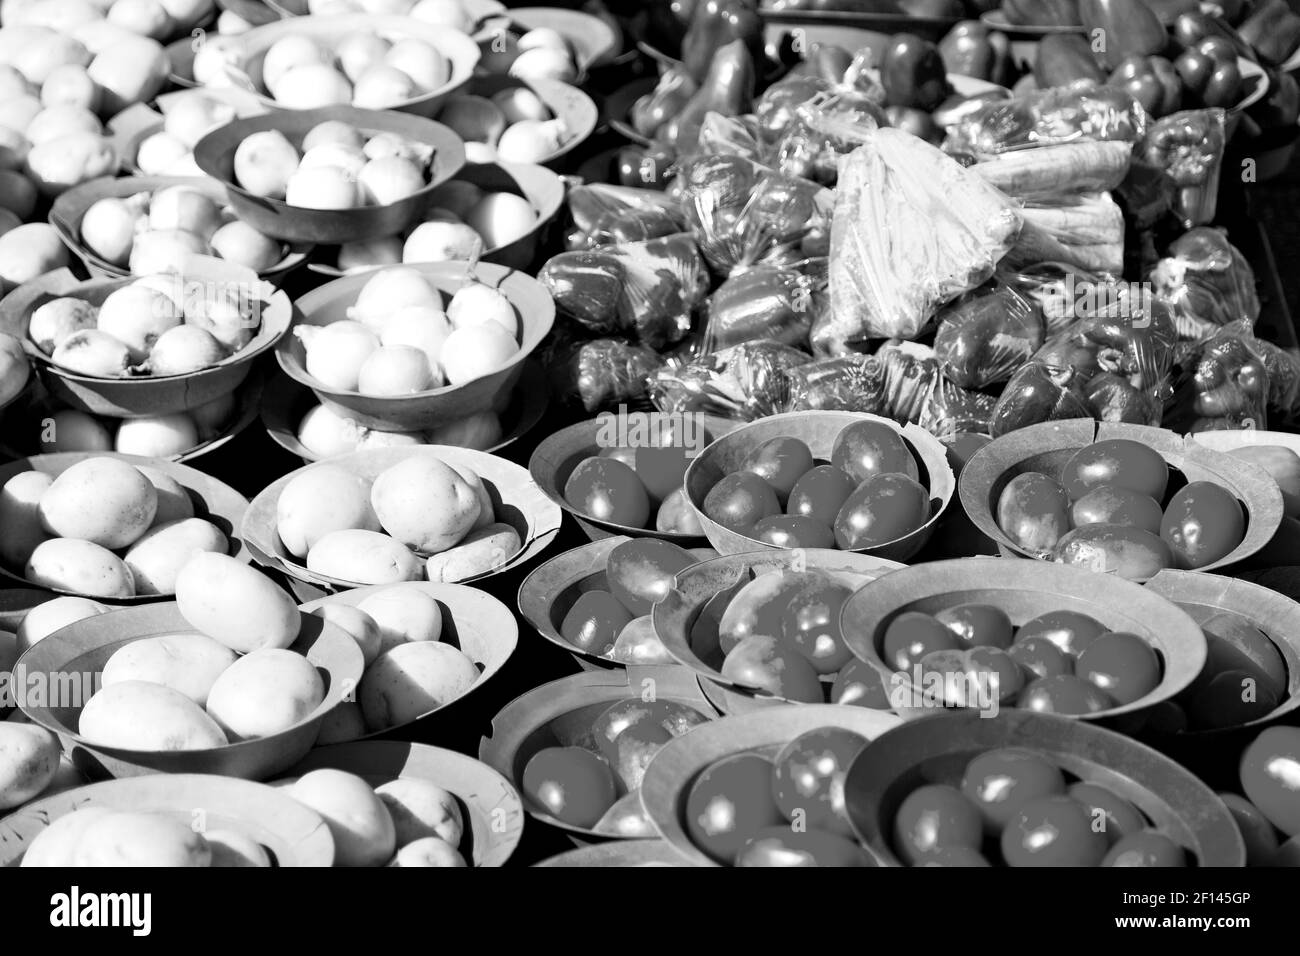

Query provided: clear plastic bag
[1149,226,1261,342]
[999,261,1111,338]
[784,353,886,414]
[676,153,834,277]
[545,331,665,413]
[538,233,709,350]
[648,339,812,421]
[989,362,1092,437]
[770,91,888,188]
[1139,108,1226,230]
[825,129,1022,349]
[702,263,823,352]
[754,50,885,144]
[933,280,1044,389]
[1000,193,1125,275]
[565,183,688,250]
[696,111,767,164]
[945,81,1149,158]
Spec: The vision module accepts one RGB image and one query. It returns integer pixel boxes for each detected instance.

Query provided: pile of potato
[31,392,240,459]
[276,456,519,583]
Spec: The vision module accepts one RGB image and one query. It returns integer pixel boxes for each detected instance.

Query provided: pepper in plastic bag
[1140,108,1225,229]
[934,281,1045,389]
[538,233,709,350]
[1148,226,1260,342]
[565,183,688,250]
[825,129,1022,349]
[545,332,666,413]
[946,81,1148,158]
[702,263,824,351]
[990,362,1093,436]
[649,339,811,420]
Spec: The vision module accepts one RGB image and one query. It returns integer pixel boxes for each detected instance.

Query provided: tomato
[1002,795,1109,867]
[521,746,619,828]
[685,753,786,863]
[780,579,854,674]
[721,635,825,703]
[1239,726,1300,837]
[787,465,856,526]
[1075,632,1161,706]
[916,845,991,866]
[771,727,869,837]
[717,569,823,654]
[591,698,709,749]
[753,514,836,549]
[831,658,894,709]
[1052,524,1173,581]
[1015,610,1107,657]
[834,473,931,549]
[1160,481,1246,570]
[961,748,1066,834]
[563,457,651,527]
[965,646,1024,702]
[559,590,635,655]
[605,538,698,616]
[1070,485,1163,534]
[1017,675,1116,715]
[831,420,919,484]
[734,827,875,867]
[1186,669,1281,730]
[892,784,983,864]
[1061,439,1169,502]
[742,437,815,503]
[996,472,1071,554]
[634,444,693,505]
[703,471,781,532]
[882,611,961,671]
[1218,792,1280,867]
[604,719,673,791]
[1008,636,1074,681]
[935,603,1013,649]
[1200,612,1287,700]
[598,446,638,469]
[1101,830,1187,867]
[1067,782,1147,847]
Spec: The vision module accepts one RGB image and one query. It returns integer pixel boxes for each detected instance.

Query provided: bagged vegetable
[1149,226,1260,341]
[784,352,886,414]
[677,153,833,276]
[565,183,688,250]
[649,339,811,421]
[696,111,766,163]
[934,280,1044,389]
[1139,108,1226,229]
[1002,193,1126,275]
[538,233,709,350]
[826,129,1022,349]
[970,141,1133,200]
[753,49,885,143]
[702,263,824,351]
[1164,322,1300,432]
[990,362,1092,436]
[999,261,1111,337]
[545,332,665,413]
[946,81,1148,157]
[770,90,888,188]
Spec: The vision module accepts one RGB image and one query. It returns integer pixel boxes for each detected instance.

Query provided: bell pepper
[939,21,1014,86]
[1035,34,1107,88]
[664,39,756,155]
[1238,0,1300,67]
[615,143,675,190]
[1141,108,1226,228]
[1108,54,1183,118]
[880,33,951,111]
[1086,371,1162,424]
[1247,67,1300,129]
[630,66,697,139]
[1174,49,1241,108]
[704,266,814,350]
[990,363,1091,437]
[1172,11,1257,61]
[1080,0,1169,70]
[1001,0,1081,27]
[681,0,764,85]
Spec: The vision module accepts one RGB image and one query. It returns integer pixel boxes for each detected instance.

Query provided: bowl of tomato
[651,548,906,716]
[959,418,1283,581]
[477,667,715,843]
[639,704,901,866]
[838,557,1206,723]
[843,709,1246,867]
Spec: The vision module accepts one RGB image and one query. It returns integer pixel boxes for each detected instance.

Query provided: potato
[175,553,299,653]
[370,456,479,553]
[79,680,228,750]
[276,464,380,559]
[38,456,157,548]
[205,648,324,741]
[290,768,395,867]
[0,722,60,809]
[15,595,106,651]
[306,529,422,584]
[356,585,442,654]
[73,810,212,867]
[424,522,520,583]
[26,538,134,598]
[23,131,115,196]
[135,465,194,526]
[311,604,381,667]
[315,700,365,744]
[451,463,494,532]
[123,518,227,595]
[375,777,463,847]
[205,828,272,868]
[101,633,236,707]
[0,221,68,294]
[0,470,53,568]
[389,836,466,867]
[86,33,168,115]
[21,806,115,867]
[359,641,478,731]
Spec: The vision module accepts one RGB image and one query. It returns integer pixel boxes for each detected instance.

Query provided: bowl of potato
[440,75,598,171]
[0,772,336,867]
[265,0,506,38]
[16,561,365,781]
[194,106,465,244]
[0,452,250,602]
[0,258,293,419]
[295,581,517,741]
[277,740,524,867]
[476,6,621,80]
[241,445,561,590]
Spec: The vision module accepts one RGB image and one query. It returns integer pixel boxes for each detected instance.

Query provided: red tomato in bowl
[1160,481,1246,570]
